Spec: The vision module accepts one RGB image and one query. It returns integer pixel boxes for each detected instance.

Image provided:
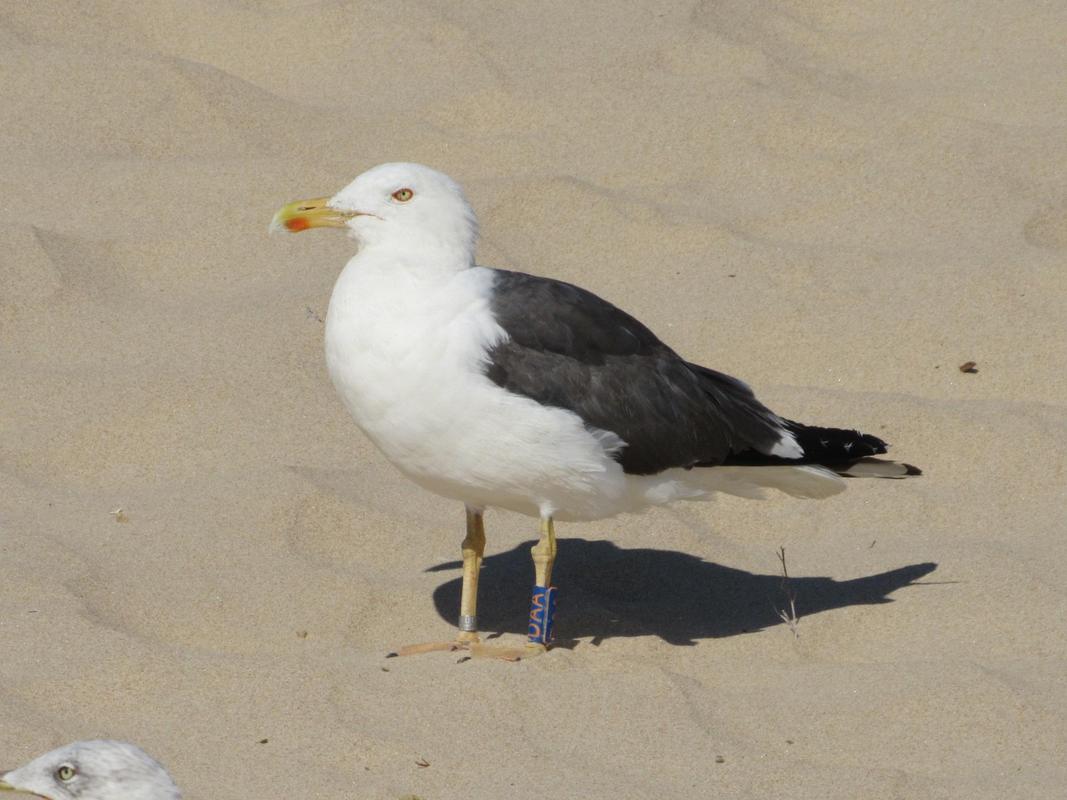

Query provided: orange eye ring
[392,188,414,202]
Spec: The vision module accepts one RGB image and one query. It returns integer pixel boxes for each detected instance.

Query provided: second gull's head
[0,740,180,800]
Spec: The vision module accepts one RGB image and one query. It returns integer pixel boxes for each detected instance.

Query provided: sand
[2,2,1065,798]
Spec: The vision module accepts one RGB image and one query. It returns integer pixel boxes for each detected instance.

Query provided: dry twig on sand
[775,546,800,638]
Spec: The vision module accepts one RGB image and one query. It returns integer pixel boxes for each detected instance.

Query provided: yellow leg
[472,516,555,658]
[393,506,485,656]
[524,516,558,652]
[457,506,485,643]
[531,516,557,588]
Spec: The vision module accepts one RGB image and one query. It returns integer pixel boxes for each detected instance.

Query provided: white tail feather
[717,467,849,499]
[698,465,846,500]
[633,458,917,511]
[836,459,916,478]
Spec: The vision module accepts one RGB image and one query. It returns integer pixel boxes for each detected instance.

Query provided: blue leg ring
[528,585,558,644]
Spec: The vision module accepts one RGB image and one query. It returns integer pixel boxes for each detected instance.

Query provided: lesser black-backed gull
[272,163,919,659]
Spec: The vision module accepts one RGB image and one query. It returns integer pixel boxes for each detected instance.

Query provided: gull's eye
[391,188,414,202]
[56,764,77,782]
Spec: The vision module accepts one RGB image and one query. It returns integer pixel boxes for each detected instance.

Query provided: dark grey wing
[484,270,789,475]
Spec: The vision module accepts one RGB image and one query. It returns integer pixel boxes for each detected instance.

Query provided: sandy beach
[2,2,1065,797]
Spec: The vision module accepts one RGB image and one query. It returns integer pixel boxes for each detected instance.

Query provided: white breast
[324,257,627,519]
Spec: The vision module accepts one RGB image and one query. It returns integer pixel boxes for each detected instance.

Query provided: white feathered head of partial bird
[0,740,181,800]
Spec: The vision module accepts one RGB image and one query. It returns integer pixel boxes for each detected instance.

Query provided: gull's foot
[387,638,548,661]
[388,640,468,657]
[386,628,481,657]
[469,641,547,661]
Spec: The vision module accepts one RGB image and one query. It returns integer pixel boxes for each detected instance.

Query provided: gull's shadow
[428,538,937,645]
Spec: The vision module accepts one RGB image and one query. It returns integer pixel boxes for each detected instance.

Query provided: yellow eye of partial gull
[392,188,414,202]
[56,764,77,782]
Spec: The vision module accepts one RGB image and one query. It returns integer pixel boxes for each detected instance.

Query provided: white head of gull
[0,741,180,800]
[272,162,478,272]
[273,163,921,660]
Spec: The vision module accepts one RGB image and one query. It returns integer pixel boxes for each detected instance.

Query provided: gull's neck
[350,234,475,282]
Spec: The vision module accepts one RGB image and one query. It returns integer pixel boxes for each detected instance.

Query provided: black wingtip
[859,432,889,456]
[786,422,889,461]
[722,421,916,472]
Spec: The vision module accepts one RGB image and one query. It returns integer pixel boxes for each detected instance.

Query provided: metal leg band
[458,614,477,632]
[528,585,558,644]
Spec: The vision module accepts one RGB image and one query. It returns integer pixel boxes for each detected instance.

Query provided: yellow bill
[0,778,45,798]
[270,197,351,233]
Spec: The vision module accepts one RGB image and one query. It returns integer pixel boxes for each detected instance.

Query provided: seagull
[272,163,920,659]
[0,741,180,800]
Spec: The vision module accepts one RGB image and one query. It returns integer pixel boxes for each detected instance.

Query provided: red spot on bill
[285,216,310,232]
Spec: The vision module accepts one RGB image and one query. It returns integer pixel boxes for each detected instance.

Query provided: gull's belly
[324,270,626,517]
[327,334,625,516]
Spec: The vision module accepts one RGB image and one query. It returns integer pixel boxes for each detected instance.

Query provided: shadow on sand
[427,538,937,646]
